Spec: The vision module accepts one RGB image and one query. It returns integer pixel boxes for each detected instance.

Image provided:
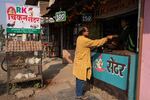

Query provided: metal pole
[61,24,63,58]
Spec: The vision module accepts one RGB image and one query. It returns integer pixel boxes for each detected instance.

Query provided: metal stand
[5,41,43,94]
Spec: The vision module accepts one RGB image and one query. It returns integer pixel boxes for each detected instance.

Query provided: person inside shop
[73,26,116,99]
[115,18,136,52]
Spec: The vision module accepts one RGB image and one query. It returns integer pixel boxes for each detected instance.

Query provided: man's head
[78,27,89,37]
[121,19,128,28]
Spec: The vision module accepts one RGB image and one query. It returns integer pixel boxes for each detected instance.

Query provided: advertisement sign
[82,13,92,22]
[55,11,66,22]
[6,3,41,34]
[92,53,129,90]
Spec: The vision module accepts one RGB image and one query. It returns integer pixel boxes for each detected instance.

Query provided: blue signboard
[92,53,129,90]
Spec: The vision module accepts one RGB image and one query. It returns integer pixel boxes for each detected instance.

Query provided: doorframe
[136,0,145,100]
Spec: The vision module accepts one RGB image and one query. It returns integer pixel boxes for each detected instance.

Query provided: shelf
[6,50,41,52]
[8,63,41,66]
[8,64,41,70]
[9,75,42,84]
[5,41,43,94]
[5,41,42,52]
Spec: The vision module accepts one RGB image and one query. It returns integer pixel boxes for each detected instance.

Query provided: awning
[25,0,38,5]
[25,0,49,5]
[43,0,92,16]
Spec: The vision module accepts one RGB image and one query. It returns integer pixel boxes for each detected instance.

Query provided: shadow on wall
[143,17,150,34]
[143,0,150,34]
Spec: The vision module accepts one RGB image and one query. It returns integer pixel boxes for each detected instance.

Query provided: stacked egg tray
[5,40,42,52]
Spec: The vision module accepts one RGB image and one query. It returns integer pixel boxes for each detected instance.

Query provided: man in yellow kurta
[73,27,114,99]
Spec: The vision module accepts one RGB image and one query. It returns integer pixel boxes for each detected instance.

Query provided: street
[0,53,106,100]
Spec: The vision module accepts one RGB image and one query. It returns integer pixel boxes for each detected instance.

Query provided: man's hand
[107,35,113,39]
[107,35,118,39]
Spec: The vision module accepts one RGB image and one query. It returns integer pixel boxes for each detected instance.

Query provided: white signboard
[6,3,41,34]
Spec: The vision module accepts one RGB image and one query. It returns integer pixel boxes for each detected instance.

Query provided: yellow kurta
[73,36,108,81]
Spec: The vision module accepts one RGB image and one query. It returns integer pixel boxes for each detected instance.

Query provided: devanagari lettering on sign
[107,57,126,77]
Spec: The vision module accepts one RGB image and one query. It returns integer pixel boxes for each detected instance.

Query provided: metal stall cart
[5,41,43,94]
[5,3,42,94]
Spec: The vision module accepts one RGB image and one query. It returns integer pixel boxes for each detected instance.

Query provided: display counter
[91,50,137,100]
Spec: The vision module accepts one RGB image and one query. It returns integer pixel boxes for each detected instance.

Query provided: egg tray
[5,40,42,52]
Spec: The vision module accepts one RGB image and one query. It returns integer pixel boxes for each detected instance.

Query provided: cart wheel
[1,57,7,72]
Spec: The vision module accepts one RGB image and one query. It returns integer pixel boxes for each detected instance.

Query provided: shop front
[90,0,139,100]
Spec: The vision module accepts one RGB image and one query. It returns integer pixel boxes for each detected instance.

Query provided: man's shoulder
[78,36,89,40]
